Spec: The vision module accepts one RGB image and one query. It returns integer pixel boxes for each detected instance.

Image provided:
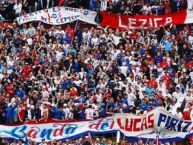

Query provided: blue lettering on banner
[40,129,52,140]
[56,19,60,23]
[101,122,109,130]
[63,17,71,22]
[157,113,192,132]
[165,115,171,128]
[177,120,183,131]
[157,113,166,126]
[53,7,61,12]
[52,13,57,18]
[0,125,27,139]
[64,124,78,134]
[84,11,89,15]
[166,118,178,131]
[182,121,192,132]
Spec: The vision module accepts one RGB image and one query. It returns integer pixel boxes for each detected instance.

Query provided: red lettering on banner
[148,114,154,128]
[117,118,124,130]
[141,117,147,130]
[47,12,52,19]
[125,118,133,131]
[133,118,141,131]
[89,118,103,130]
[116,113,154,132]
[27,127,40,138]
[53,124,66,137]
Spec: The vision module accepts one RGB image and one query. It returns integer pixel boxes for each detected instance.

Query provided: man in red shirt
[161,71,171,89]
[69,86,79,98]
[148,75,158,90]
[21,63,33,78]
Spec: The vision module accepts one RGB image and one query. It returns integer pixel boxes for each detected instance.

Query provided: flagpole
[156,128,160,145]
[88,132,94,145]
[116,130,121,144]
[74,20,79,32]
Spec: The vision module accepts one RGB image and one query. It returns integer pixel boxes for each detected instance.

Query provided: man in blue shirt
[16,87,26,100]
[6,103,17,124]
[139,99,148,111]
[161,37,173,52]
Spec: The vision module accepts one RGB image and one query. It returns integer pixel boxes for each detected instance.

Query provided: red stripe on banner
[99,10,187,29]
[1,118,92,126]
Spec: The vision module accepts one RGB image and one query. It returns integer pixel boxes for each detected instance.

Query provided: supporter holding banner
[114,108,193,141]
[99,10,193,29]
[0,108,193,143]
[16,7,193,29]
[16,6,97,25]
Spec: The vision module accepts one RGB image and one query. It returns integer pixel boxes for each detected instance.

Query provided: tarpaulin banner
[0,108,192,143]
[99,10,193,29]
[16,7,97,25]
[114,108,193,141]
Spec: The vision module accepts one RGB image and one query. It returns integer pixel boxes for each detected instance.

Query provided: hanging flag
[99,10,193,29]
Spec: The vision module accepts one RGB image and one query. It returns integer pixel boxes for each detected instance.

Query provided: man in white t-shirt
[185,91,193,108]
[175,108,183,119]
[172,87,182,100]
[85,105,95,120]
[188,31,193,50]
[63,104,71,120]
[13,1,22,17]
[119,62,128,77]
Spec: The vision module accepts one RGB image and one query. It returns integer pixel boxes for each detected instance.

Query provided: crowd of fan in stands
[0,136,186,145]
[0,0,193,21]
[0,0,192,125]
[0,0,192,144]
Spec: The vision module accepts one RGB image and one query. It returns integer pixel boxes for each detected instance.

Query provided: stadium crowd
[0,21,193,125]
[0,0,193,21]
[0,136,190,145]
[0,0,192,145]
[0,0,192,125]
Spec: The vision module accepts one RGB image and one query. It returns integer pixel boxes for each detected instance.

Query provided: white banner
[16,7,97,25]
[0,117,114,142]
[0,108,192,142]
[114,108,193,140]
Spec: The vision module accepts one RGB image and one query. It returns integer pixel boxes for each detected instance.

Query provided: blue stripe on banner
[4,131,193,144]
[124,132,193,143]
[4,130,117,144]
